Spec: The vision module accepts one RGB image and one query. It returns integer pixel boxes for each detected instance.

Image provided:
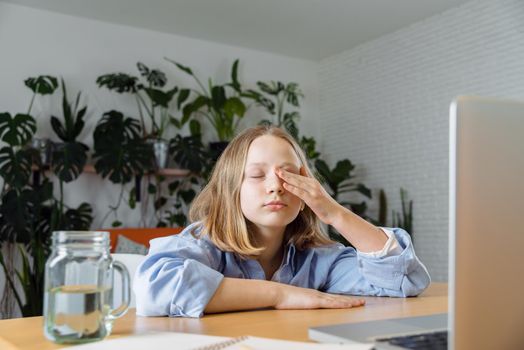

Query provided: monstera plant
[92,110,153,227]
[96,62,179,140]
[0,76,92,318]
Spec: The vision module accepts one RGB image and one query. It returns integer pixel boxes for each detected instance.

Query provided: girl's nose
[266,172,284,194]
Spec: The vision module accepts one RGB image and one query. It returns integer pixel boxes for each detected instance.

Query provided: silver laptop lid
[449,96,524,350]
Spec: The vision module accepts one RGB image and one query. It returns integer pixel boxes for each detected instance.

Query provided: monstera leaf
[169,134,209,172]
[59,202,93,230]
[24,76,58,95]
[0,147,33,189]
[96,73,138,93]
[0,113,36,146]
[93,110,152,184]
[51,142,88,183]
[0,181,53,245]
[137,62,167,87]
[315,158,372,213]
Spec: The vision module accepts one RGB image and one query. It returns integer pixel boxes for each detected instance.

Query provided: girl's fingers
[277,168,315,192]
[282,182,309,200]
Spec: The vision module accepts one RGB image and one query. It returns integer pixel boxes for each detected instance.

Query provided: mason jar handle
[110,260,131,319]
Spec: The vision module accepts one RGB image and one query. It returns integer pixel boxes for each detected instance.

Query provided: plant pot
[147,138,169,169]
[209,141,229,161]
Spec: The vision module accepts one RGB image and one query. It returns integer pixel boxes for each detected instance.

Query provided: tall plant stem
[0,249,24,314]
[277,95,285,126]
[27,93,36,115]
[136,96,146,137]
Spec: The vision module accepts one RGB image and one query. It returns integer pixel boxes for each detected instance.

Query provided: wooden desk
[0,283,447,349]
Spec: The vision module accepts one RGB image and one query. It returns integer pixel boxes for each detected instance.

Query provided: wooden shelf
[32,165,191,177]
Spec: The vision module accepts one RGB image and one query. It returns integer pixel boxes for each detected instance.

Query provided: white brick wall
[318,0,524,281]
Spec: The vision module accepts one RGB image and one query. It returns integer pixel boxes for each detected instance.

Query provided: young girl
[134,126,430,318]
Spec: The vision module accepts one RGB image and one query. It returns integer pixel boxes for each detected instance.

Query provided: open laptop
[309,96,524,349]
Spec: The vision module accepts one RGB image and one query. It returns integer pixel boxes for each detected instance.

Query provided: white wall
[0,2,319,226]
[318,0,524,281]
[0,2,319,317]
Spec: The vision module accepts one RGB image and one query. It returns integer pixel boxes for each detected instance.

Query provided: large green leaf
[230,59,241,92]
[223,97,246,118]
[210,86,227,111]
[242,89,275,114]
[285,82,303,107]
[165,58,194,77]
[177,88,191,109]
[24,76,58,95]
[60,202,93,230]
[140,85,178,108]
[169,134,209,172]
[0,112,36,146]
[96,73,138,93]
[257,81,282,95]
[182,95,210,124]
[51,142,88,182]
[0,147,32,189]
[0,181,53,245]
[93,110,152,183]
[137,62,167,87]
[282,111,299,139]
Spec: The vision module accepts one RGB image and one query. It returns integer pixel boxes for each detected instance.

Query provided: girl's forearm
[205,277,281,313]
[331,207,387,253]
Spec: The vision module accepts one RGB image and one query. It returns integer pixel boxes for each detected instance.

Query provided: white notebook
[68,332,373,350]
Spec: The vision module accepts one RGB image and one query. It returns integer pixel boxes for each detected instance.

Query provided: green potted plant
[166,58,248,159]
[92,110,152,227]
[0,76,92,317]
[96,62,180,169]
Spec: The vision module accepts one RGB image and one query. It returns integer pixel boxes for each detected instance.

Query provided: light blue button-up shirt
[134,222,431,318]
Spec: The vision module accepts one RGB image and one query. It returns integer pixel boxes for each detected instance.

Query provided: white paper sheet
[67,332,373,350]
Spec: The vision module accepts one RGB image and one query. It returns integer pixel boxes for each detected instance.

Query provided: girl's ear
[300,201,305,211]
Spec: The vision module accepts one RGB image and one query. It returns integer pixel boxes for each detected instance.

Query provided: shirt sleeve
[133,227,224,318]
[321,227,431,297]
[357,227,402,258]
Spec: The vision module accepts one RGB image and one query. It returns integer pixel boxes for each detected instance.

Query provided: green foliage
[50,80,89,183]
[169,134,210,173]
[166,58,247,141]
[0,147,33,189]
[24,76,59,95]
[96,73,137,93]
[248,81,303,137]
[93,110,153,184]
[392,188,413,237]
[314,159,372,245]
[50,79,87,142]
[97,62,180,139]
[0,112,36,147]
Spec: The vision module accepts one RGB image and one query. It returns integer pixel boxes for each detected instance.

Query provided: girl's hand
[276,167,342,226]
[275,283,365,310]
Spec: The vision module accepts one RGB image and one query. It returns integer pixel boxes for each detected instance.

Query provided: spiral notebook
[68,331,373,349]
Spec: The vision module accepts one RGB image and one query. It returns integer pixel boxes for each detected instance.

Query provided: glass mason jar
[43,231,131,344]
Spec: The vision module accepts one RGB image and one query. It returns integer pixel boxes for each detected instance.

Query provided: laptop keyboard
[376,330,448,349]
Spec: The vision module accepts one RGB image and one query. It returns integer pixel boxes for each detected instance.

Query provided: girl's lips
[264,201,287,210]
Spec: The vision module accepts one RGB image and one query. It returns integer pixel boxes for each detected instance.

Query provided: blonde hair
[189,125,334,257]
